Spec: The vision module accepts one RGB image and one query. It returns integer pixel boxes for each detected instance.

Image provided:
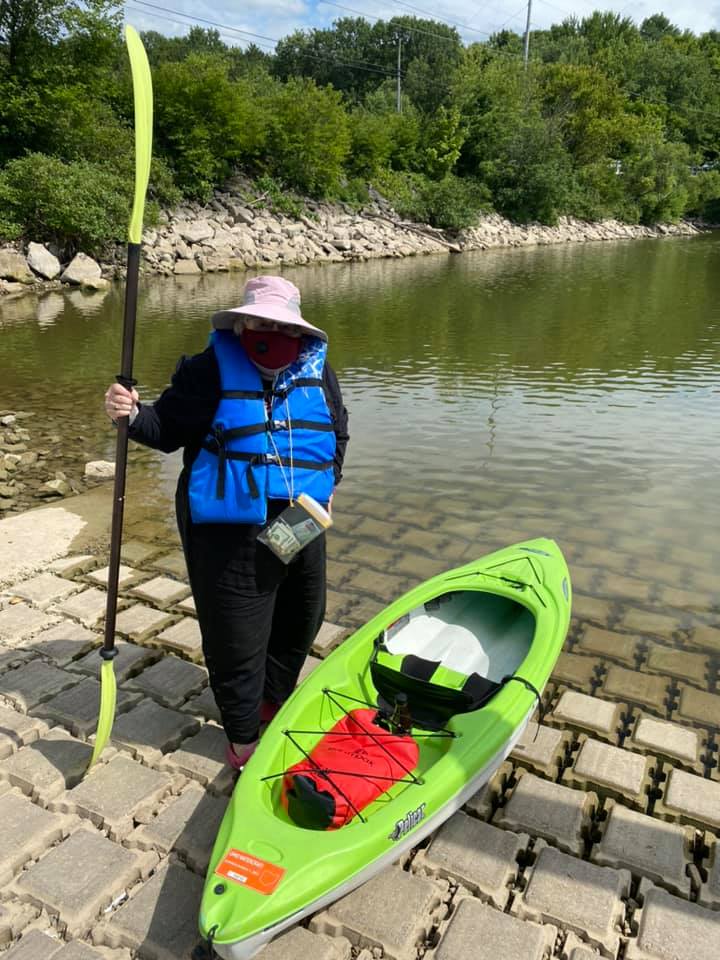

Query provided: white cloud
[125,0,720,50]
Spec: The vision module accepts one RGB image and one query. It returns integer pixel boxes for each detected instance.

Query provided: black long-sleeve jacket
[128,346,349,497]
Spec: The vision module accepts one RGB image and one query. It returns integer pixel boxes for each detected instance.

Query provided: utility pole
[396,35,402,113]
[523,0,532,69]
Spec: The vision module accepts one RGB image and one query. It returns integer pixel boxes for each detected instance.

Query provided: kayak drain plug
[213,884,225,895]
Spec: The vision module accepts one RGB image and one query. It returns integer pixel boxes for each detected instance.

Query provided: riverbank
[0,175,706,299]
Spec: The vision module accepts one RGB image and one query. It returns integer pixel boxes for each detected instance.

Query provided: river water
[1,236,719,683]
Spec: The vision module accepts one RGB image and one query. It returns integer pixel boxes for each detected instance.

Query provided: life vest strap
[273,377,324,401]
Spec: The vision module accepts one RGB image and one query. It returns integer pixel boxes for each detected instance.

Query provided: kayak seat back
[371,589,535,730]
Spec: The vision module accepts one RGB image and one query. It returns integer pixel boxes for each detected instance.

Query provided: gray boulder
[61,253,102,285]
[27,242,61,280]
[0,250,34,283]
[178,219,214,244]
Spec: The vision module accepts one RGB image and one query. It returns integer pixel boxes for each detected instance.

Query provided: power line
[126,0,402,77]
[317,0,471,43]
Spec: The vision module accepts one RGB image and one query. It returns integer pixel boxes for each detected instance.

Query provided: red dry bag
[282,708,419,830]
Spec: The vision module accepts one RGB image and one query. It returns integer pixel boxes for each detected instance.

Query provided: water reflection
[1,236,719,673]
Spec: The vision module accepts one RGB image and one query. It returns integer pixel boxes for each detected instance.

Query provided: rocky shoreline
[0,411,114,517]
[0,177,707,299]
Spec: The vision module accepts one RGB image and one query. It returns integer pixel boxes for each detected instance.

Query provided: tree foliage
[1,4,720,248]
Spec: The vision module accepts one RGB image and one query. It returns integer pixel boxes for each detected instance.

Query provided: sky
[122,0,720,52]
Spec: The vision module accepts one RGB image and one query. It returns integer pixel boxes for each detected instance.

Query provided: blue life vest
[188,330,336,524]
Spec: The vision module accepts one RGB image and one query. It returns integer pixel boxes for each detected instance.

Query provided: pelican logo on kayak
[389,803,426,841]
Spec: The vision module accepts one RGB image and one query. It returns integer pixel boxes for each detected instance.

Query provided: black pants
[179,495,326,743]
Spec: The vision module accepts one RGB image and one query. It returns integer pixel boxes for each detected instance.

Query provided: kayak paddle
[88,24,153,769]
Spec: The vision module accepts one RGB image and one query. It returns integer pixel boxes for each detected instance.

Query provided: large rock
[84,460,115,479]
[26,242,61,280]
[60,253,102,286]
[178,219,214,244]
[0,250,34,283]
[174,259,201,275]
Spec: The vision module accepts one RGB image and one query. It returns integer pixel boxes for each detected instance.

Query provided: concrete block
[414,811,527,908]
[464,761,512,820]
[47,555,95,578]
[51,754,176,841]
[126,783,227,874]
[563,737,654,808]
[95,861,203,960]
[127,655,206,708]
[69,640,160,683]
[52,942,117,960]
[657,584,709,613]
[512,842,630,957]
[339,594,384,630]
[155,617,203,661]
[15,828,156,938]
[571,594,614,627]
[674,686,720,730]
[112,698,199,761]
[87,564,140,588]
[0,646,34,674]
[158,723,234,794]
[0,603,59,642]
[551,652,600,691]
[114,604,174,641]
[598,573,651,606]
[0,704,48,759]
[629,715,703,772]
[654,768,720,831]
[562,933,603,959]
[0,790,76,887]
[510,721,571,778]
[6,574,78,608]
[1,729,96,804]
[392,552,444,583]
[592,799,693,897]
[25,622,98,666]
[56,589,109,627]
[576,626,640,666]
[130,576,190,609]
[626,880,720,960]
[310,865,444,960]
[616,608,680,641]
[3,930,64,960]
[179,686,221,724]
[148,550,188,577]
[30,677,139,738]
[120,540,163,565]
[176,595,196,615]
[430,897,556,960]
[0,661,79,711]
[601,665,669,715]
[493,770,597,856]
[255,926,351,960]
[642,643,709,687]
[345,568,407,602]
[0,900,39,948]
[687,624,720,655]
[312,621,349,656]
[698,836,720,909]
[548,690,624,743]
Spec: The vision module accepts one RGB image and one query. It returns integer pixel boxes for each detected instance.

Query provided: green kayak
[199,538,571,958]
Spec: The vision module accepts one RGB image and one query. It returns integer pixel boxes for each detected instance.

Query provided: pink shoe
[225,739,258,771]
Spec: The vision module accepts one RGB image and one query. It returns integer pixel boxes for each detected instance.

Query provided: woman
[104,275,349,769]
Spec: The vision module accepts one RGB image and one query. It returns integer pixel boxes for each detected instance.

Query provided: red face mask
[241,328,301,371]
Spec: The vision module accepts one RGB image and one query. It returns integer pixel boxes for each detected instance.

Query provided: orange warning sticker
[215,848,285,895]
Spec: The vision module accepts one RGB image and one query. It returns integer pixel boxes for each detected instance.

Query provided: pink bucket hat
[211,276,327,342]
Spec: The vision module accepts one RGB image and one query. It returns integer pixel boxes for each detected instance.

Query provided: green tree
[262,77,351,195]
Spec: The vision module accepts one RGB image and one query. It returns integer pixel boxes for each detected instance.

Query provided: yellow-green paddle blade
[125,24,153,245]
[89,659,117,768]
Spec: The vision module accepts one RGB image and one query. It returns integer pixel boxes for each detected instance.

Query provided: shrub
[374,169,490,230]
[0,152,131,254]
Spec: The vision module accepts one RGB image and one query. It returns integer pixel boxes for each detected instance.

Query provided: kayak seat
[371,650,502,730]
[370,590,536,730]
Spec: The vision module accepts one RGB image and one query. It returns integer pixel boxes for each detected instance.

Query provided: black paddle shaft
[102,242,141,658]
